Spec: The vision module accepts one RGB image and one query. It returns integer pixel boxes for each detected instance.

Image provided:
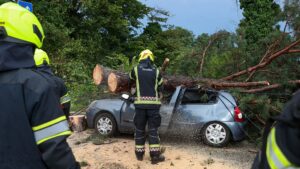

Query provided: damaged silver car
[86,86,247,147]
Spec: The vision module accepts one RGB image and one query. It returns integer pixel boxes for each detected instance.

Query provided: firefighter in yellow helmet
[0,2,79,169]
[251,91,300,169]
[34,49,72,119]
[129,49,165,164]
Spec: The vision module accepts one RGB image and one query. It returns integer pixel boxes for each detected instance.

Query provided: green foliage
[239,0,281,45]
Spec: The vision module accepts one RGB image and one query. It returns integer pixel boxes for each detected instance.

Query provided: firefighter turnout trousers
[134,108,161,157]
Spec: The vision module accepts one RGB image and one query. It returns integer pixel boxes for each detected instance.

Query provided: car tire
[201,122,231,147]
[94,113,117,137]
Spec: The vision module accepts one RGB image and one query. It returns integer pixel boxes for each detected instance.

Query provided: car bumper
[223,121,247,141]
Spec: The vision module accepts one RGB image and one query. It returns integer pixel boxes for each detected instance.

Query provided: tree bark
[93,64,114,85]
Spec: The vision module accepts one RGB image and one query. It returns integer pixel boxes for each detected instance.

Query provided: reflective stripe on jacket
[266,128,299,169]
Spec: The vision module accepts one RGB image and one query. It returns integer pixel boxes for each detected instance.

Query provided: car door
[120,101,135,132]
[119,87,182,134]
[169,88,218,135]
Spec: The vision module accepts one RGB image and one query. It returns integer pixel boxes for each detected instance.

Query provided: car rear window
[181,89,218,104]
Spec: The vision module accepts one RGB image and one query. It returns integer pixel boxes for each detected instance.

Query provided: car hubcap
[97,117,113,135]
[205,123,226,144]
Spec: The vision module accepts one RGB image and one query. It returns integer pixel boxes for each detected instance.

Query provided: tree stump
[69,115,87,132]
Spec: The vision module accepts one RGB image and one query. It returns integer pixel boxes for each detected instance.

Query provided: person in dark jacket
[34,49,71,119]
[251,91,300,169]
[0,2,80,169]
[129,49,165,164]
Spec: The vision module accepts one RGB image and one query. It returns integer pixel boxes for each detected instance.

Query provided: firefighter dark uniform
[0,2,79,169]
[129,49,165,164]
[34,49,71,118]
[251,92,300,169]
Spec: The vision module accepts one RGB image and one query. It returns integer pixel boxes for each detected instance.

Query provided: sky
[140,0,284,36]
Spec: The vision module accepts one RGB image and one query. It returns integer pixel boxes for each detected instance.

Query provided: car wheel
[94,113,117,137]
[202,122,231,147]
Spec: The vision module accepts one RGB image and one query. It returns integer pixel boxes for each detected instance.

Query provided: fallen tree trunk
[93,64,114,85]
[105,68,271,93]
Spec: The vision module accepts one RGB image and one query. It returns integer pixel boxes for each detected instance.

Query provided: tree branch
[245,36,285,82]
[241,80,300,93]
[221,39,300,81]
[198,32,226,77]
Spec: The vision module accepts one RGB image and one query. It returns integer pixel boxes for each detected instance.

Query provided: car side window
[181,89,217,104]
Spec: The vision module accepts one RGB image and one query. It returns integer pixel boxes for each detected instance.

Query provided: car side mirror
[121,94,130,100]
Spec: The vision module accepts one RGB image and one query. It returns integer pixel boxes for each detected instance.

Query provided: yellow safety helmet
[138,49,155,62]
[34,49,50,66]
[0,2,45,48]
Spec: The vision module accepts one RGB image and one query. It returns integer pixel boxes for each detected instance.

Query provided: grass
[84,133,108,145]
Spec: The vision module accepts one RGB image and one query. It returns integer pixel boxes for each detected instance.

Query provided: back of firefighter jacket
[130,59,163,109]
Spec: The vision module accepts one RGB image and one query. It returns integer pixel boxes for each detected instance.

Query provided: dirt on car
[68,130,257,169]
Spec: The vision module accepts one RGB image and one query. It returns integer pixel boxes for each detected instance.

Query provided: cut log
[93,64,114,85]
[108,72,130,93]
[69,115,87,132]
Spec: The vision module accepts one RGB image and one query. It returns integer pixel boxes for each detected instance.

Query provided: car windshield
[181,89,218,104]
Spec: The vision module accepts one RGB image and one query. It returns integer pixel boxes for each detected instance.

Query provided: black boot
[136,154,144,161]
[151,154,165,164]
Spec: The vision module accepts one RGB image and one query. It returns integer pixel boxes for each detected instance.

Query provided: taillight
[234,106,244,122]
